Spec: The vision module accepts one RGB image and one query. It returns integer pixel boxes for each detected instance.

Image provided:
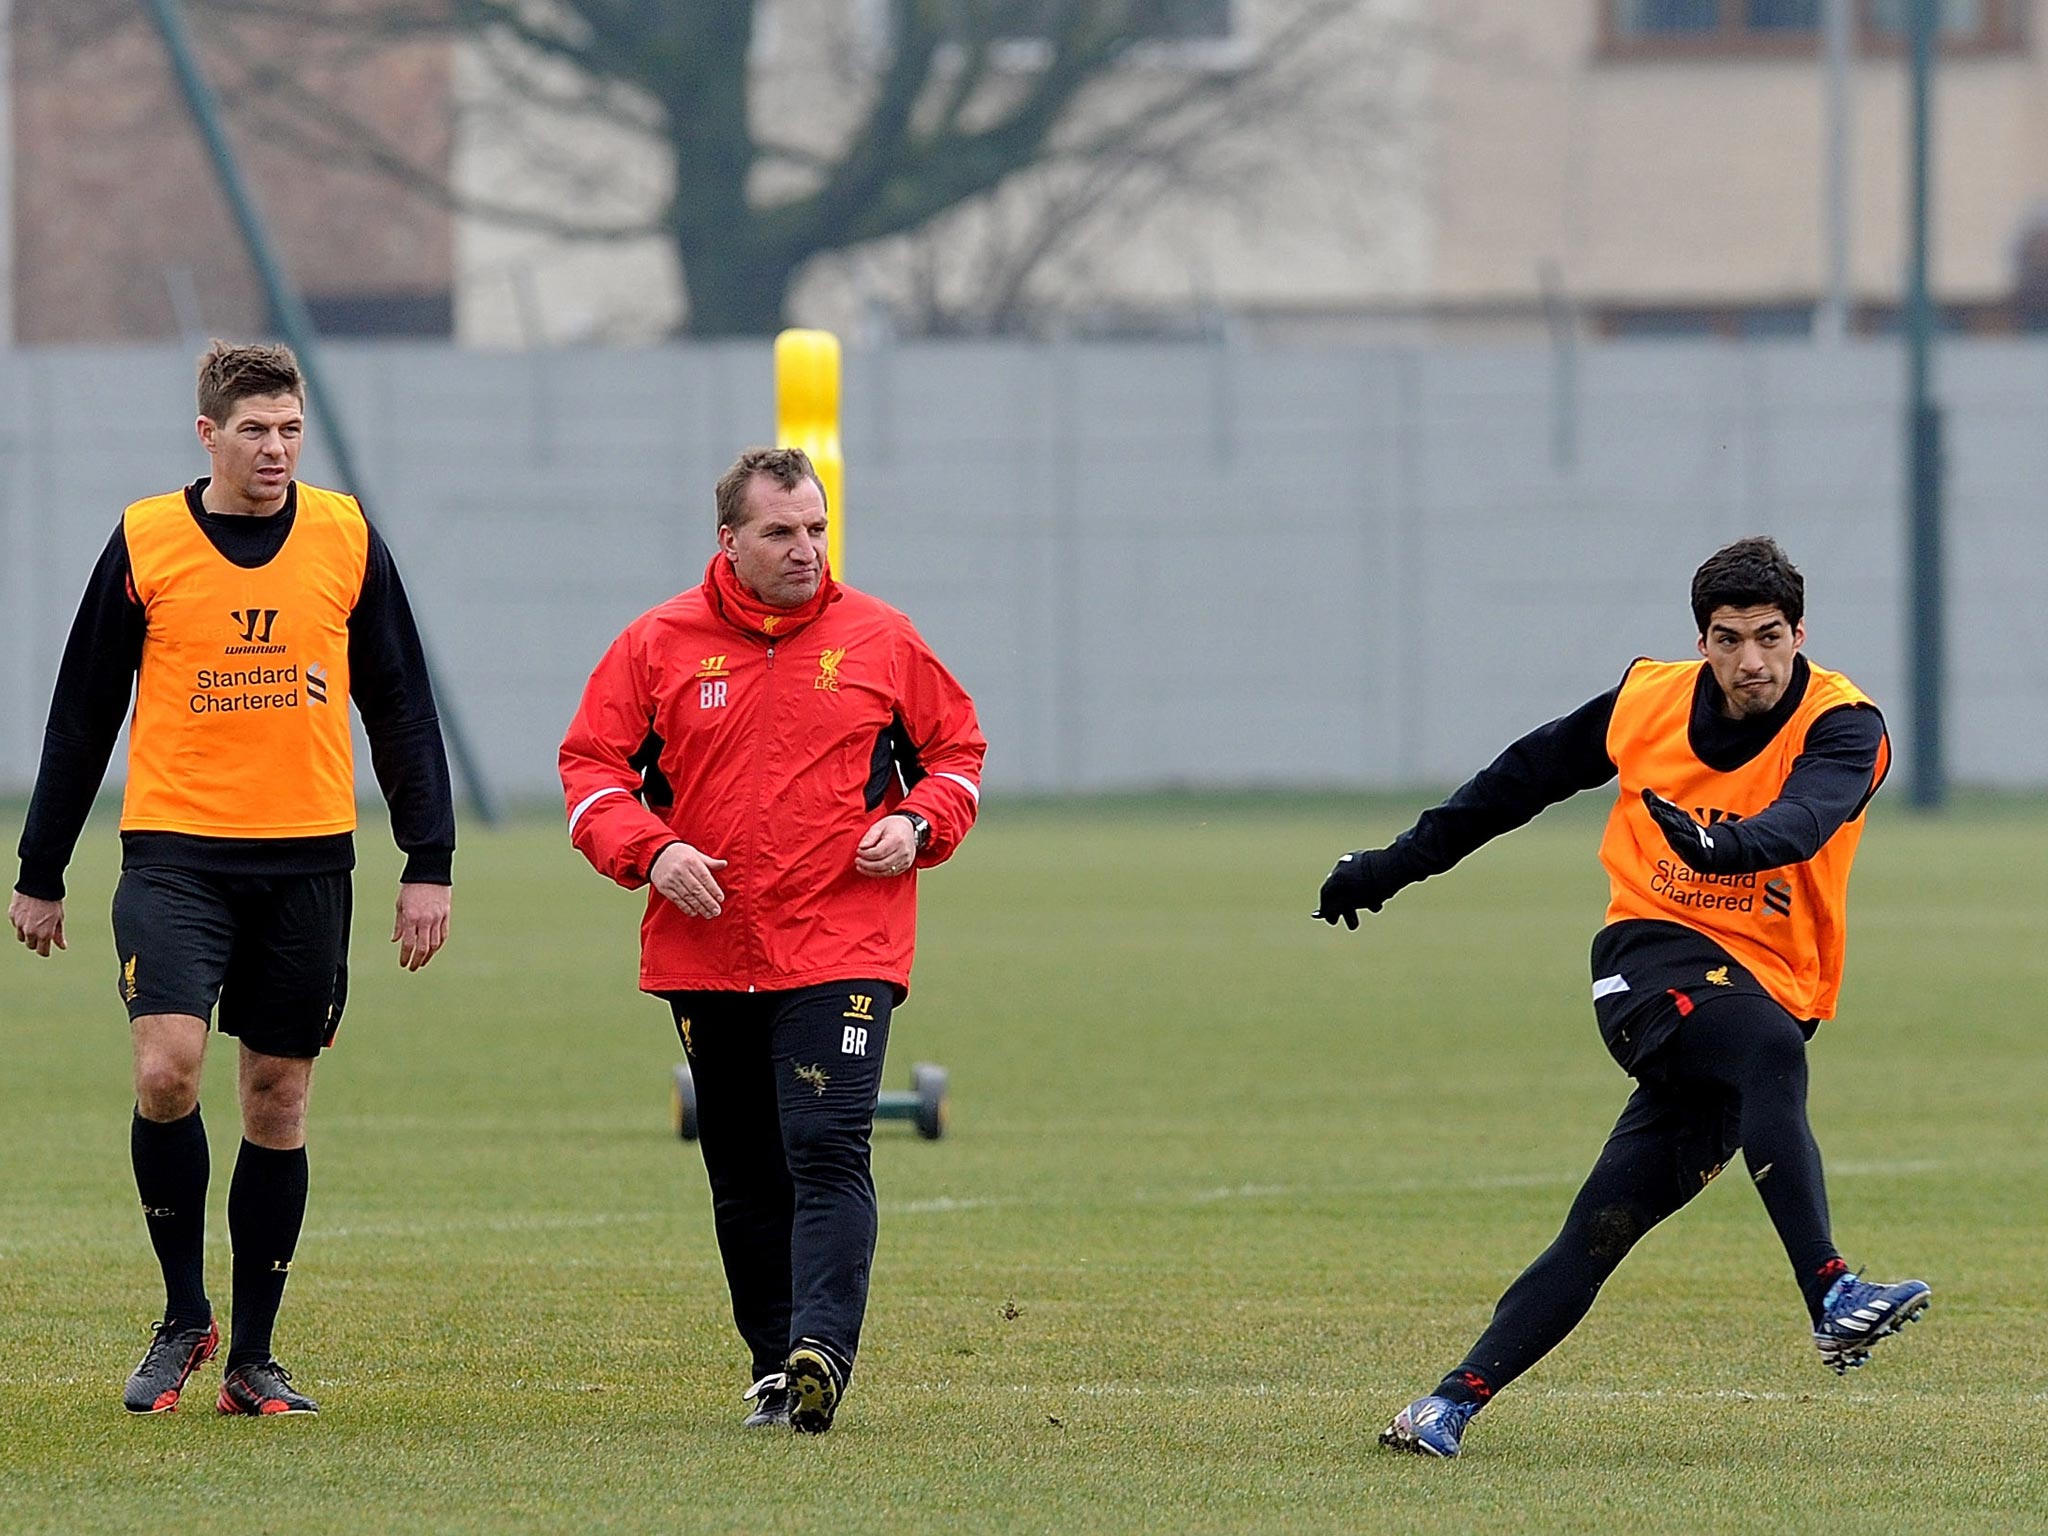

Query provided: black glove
[1315,848,1402,930]
[1641,788,1740,873]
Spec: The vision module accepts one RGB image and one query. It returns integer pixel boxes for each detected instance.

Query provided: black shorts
[1591,918,1793,1077]
[110,866,352,1058]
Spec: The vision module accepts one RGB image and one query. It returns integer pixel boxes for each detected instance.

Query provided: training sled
[670,1061,950,1142]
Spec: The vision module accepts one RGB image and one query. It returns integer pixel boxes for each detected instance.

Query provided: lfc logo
[814,648,846,691]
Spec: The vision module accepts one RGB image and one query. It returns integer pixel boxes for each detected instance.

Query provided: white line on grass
[887,1196,1010,1215]
[885,1380,1926,1405]
[301,1211,663,1241]
[0,1162,1950,1257]
[878,1158,1945,1220]
[1827,1158,1943,1176]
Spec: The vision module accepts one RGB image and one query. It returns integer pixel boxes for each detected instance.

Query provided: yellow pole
[774,329,844,578]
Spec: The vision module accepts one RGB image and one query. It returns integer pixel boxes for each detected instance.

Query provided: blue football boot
[1813,1273,1931,1374]
[1379,1394,1480,1458]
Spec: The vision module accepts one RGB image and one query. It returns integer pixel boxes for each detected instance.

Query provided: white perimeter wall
[2,339,2044,803]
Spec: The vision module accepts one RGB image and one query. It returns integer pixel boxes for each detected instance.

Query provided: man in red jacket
[561,446,985,1435]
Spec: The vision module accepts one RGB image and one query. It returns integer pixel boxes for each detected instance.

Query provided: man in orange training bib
[8,342,455,1418]
[1314,537,1927,1459]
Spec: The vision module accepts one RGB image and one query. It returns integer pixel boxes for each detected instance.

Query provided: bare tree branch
[178,0,1406,335]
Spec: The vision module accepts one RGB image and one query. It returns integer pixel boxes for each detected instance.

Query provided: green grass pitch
[2,794,2044,1533]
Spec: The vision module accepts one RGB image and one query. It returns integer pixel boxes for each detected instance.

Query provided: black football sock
[226,1140,309,1369]
[1803,1256,1851,1322]
[1433,1368,1495,1410]
[131,1106,211,1328]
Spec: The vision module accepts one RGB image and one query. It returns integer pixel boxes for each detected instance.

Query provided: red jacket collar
[704,550,839,641]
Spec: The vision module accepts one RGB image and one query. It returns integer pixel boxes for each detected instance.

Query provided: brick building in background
[8,0,453,344]
[6,2,2042,348]
[457,0,2048,345]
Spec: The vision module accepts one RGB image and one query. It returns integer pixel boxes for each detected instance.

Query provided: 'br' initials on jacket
[1599,659,1889,1021]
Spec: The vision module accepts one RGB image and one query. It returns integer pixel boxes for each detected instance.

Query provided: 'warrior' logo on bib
[224,608,286,655]
[231,608,279,644]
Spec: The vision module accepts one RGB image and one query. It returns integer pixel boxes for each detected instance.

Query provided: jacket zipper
[744,641,778,991]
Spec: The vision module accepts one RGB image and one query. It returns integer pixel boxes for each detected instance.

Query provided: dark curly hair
[1690,537,1805,634]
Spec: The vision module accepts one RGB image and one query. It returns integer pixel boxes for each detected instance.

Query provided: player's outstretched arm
[1313,849,1404,929]
[1314,680,1626,932]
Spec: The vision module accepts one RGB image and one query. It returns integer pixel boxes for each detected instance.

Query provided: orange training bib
[119,483,367,839]
[1598,659,1888,1020]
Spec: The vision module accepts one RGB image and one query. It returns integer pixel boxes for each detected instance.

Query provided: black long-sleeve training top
[14,480,456,900]
[1382,653,1883,888]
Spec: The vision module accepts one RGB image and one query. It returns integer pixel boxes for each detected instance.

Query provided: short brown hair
[197,340,304,426]
[715,446,827,530]
[1691,536,1805,634]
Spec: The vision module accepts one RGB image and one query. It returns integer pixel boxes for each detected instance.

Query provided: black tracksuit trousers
[665,983,894,1385]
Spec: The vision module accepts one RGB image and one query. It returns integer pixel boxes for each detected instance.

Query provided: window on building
[918,0,1242,71]
[1600,304,1815,339]
[1616,0,1720,29]
[1748,0,1821,29]
[1604,308,1726,337]
[1858,303,1975,336]
[301,291,454,339]
[913,0,1228,56]
[2015,211,2048,333]
[928,0,1233,45]
[1737,304,1817,337]
[1605,0,2020,52]
[1869,0,1985,35]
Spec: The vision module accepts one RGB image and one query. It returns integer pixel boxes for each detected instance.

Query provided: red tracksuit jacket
[560,554,985,998]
